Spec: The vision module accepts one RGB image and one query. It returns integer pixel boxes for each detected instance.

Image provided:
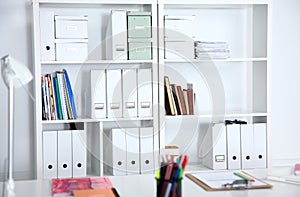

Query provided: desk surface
[1,172,300,197]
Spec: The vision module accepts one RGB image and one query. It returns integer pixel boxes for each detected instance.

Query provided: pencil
[234,172,255,182]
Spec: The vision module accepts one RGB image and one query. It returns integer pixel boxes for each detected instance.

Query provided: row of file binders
[104,127,159,175]
[201,123,267,170]
[43,130,86,179]
[41,69,77,120]
[89,68,152,119]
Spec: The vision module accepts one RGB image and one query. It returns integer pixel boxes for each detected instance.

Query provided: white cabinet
[32,0,270,179]
[32,0,159,179]
[158,0,270,167]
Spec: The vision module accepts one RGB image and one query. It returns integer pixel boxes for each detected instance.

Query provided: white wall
[270,0,300,166]
[0,0,35,180]
[0,0,299,180]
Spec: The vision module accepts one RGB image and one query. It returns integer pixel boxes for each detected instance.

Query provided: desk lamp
[1,55,33,197]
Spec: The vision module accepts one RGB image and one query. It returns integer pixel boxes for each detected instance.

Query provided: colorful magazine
[52,177,113,196]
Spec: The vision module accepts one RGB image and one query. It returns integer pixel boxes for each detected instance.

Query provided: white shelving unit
[158,0,270,166]
[32,0,270,179]
[32,0,159,179]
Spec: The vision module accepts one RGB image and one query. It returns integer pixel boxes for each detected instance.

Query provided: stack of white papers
[194,41,230,59]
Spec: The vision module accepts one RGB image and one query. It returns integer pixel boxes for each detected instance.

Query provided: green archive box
[127,11,151,38]
[128,39,152,60]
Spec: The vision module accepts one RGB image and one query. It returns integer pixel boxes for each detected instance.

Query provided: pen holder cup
[156,178,182,197]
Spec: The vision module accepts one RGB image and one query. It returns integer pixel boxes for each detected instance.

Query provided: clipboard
[186,171,272,191]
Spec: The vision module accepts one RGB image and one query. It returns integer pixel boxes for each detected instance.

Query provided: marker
[155,170,160,179]
[234,172,255,182]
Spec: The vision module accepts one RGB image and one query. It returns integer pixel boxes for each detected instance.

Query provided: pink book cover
[51,177,113,196]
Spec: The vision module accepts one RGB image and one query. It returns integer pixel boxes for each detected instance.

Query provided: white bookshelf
[32,0,159,179]
[32,0,270,179]
[158,0,270,166]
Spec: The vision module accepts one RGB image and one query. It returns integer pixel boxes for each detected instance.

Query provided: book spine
[47,74,56,120]
[187,89,194,115]
[170,84,181,115]
[57,71,69,120]
[183,89,189,115]
[63,69,77,119]
[41,75,48,120]
[53,77,63,120]
[177,85,187,115]
[164,76,176,115]
[62,72,73,120]
[45,75,52,120]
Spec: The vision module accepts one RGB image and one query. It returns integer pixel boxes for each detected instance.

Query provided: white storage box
[55,39,88,61]
[55,16,88,39]
[40,11,55,61]
[165,41,194,59]
[164,15,196,41]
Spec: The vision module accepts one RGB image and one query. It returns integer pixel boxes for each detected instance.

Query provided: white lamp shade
[1,55,33,88]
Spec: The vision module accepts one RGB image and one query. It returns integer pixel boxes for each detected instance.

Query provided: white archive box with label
[253,123,267,168]
[140,127,155,174]
[90,69,107,118]
[111,128,127,176]
[72,130,87,177]
[164,15,196,41]
[164,41,194,60]
[106,10,127,60]
[106,69,122,118]
[226,124,241,170]
[201,123,227,170]
[55,39,88,61]
[40,11,55,61]
[54,15,88,39]
[240,124,255,169]
[57,130,72,178]
[137,68,153,117]
[122,69,138,118]
[126,128,140,175]
[43,131,58,179]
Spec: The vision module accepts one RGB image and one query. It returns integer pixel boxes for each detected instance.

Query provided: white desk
[1,173,300,197]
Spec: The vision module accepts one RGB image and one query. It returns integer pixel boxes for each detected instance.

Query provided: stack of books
[164,76,194,116]
[194,41,230,59]
[41,69,77,120]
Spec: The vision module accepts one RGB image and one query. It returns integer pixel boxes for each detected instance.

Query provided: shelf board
[37,0,157,5]
[165,111,267,119]
[41,59,154,65]
[42,116,153,124]
[164,57,267,63]
[161,0,269,6]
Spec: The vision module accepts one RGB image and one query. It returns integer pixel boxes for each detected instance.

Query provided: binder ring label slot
[215,155,225,162]
[126,102,135,108]
[141,101,150,108]
[95,103,104,110]
[116,45,125,51]
[136,48,146,53]
[110,103,120,109]
[135,25,145,30]
[67,25,78,31]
